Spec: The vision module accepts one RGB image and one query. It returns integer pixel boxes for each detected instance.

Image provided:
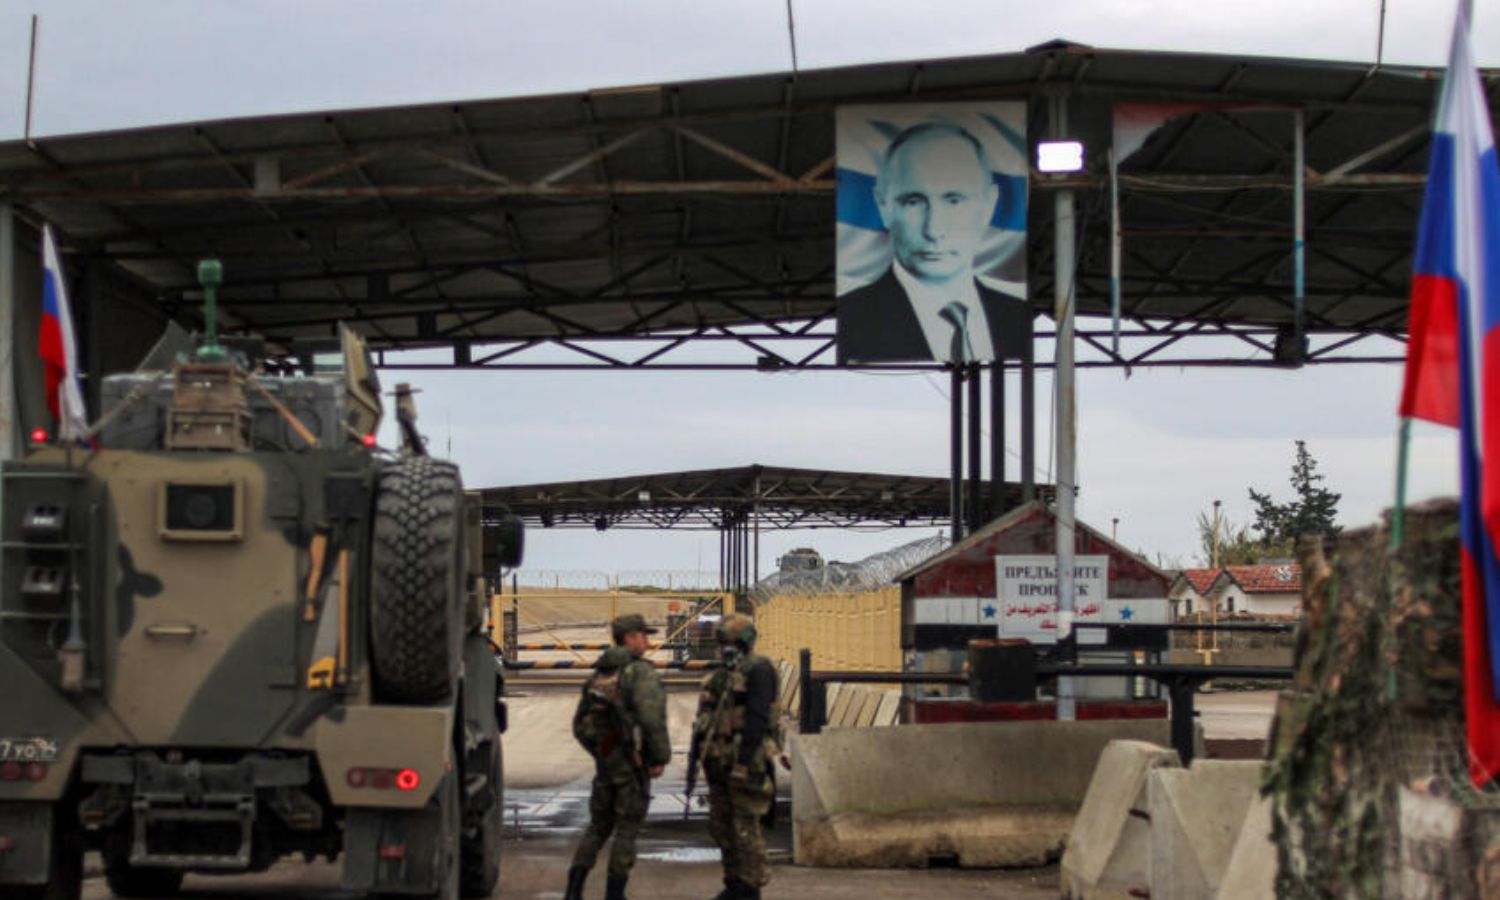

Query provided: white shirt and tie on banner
[892,262,994,363]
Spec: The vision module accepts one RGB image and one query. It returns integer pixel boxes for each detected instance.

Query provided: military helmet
[715,613,757,648]
[611,613,658,642]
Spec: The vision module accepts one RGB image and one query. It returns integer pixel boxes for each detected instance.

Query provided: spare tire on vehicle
[369,457,464,703]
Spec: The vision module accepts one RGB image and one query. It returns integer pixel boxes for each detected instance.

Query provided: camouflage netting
[750,534,948,600]
[1268,498,1500,898]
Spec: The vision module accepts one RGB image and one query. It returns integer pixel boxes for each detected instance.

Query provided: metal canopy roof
[0,42,1478,369]
[479,464,1046,531]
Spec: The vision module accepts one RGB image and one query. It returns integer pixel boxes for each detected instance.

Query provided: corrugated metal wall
[756,585,901,673]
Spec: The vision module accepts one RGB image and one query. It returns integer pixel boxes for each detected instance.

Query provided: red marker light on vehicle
[22,763,46,782]
[346,768,368,789]
[378,844,407,860]
[0,836,15,853]
[29,428,47,445]
[362,433,377,448]
[0,762,20,781]
[395,768,421,792]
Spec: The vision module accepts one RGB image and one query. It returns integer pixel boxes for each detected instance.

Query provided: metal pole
[967,363,982,532]
[753,473,761,584]
[732,516,744,594]
[1052,93,1078,722]
[949,365,964,542]
[1109,147,1123,357]
[24,16,39,148]
[1168,678,1197,765]
[1292,108,1306,355]
[0,204,15,462]
[729,519,739,592]
[989,361,1005,519]
[1021,317,1036,504]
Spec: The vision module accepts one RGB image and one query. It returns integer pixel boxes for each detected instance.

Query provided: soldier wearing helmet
[690,613,783,899]
[564,613,670,900]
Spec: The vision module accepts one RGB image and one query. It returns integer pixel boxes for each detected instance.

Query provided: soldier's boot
[710,877,736,900]
[605,871,630,900]
[563,865,589,900]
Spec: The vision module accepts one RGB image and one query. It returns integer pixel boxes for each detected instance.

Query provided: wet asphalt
[77,682,1061,898]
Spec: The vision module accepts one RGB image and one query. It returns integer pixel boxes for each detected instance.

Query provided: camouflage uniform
[566,617,669,900]
[695,615,781,898]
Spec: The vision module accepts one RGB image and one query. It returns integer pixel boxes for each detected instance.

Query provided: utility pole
[1051,91,1078,723]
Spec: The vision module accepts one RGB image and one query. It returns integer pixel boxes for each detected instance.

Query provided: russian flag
[1398,0,1500,786]
[39,225,87,443]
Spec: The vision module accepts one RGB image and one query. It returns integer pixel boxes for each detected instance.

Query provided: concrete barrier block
[1149,760,1263,900]
[825,683,845,721]
[793,719,1177,868]
[774,660,793,703]
[872,691,901,727]
[1215,792,1273,900]
[829,686,859,728]
[1060,739,1182,899]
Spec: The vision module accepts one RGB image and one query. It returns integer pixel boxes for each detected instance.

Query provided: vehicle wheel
[104,834,183,898]
[460,739,502,897]
[369,457,464,703]
[14,803,83,900]
[432,770,462,900]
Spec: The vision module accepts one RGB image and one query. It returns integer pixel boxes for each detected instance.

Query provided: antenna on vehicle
[194,259,230,363]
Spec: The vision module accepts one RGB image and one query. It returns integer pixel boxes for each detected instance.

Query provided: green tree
[1195,511,1291,566]
[1248,440,1341,545]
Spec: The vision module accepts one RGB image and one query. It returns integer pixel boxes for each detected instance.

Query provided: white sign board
[995,555,1167,644]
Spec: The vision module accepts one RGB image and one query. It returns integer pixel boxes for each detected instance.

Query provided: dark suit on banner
[836,268,1030,364]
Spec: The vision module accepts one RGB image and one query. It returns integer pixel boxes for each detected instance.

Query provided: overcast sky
[0,1,1480,579]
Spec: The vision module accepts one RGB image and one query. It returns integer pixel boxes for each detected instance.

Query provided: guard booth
[896,501,1171,722]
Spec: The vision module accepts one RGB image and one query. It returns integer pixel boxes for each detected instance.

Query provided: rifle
[607,701,647,790]
[684,727,704,820]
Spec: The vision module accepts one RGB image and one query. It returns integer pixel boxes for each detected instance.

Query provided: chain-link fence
[751,534,946,600]
[509,570,722,592]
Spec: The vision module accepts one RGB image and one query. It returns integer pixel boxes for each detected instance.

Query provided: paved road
[79,683,1061,898]
[80,785,1059,899]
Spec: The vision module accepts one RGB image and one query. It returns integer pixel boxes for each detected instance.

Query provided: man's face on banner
[875,130,999,287]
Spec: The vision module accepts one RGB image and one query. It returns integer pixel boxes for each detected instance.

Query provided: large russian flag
[1398,0,1500,786]
[39,225,87,442]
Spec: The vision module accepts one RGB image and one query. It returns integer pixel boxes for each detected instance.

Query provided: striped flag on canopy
[38,225,88,442]
[1397,0,1500,786]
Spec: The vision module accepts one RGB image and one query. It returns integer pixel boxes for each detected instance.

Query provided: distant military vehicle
[0,261,521,900]
[776,547,823,573]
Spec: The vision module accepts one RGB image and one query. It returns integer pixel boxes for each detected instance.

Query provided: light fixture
[1036,140,1086,173]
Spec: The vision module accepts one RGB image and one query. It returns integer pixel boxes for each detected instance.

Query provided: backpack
[574,666,638,763]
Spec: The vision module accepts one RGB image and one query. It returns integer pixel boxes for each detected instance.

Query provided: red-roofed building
[1169,568,1221,616]
[1170,563,1302,618]
[1216,564,1302,616]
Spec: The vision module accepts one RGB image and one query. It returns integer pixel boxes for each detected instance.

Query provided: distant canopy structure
[478,465,1039,591]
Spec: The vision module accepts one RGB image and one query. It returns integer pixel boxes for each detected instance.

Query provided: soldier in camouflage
[694,613,781,900]
[564,613,670,900]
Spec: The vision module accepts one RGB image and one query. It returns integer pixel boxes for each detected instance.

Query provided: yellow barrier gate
[489,588,732,662]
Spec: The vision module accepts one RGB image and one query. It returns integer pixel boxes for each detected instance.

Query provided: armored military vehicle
[0,262,520,899]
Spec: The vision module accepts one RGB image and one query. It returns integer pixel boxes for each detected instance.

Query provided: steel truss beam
[371,320,1402,372]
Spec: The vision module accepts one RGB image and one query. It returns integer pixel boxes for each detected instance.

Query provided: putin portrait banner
[835,102,1029,365]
